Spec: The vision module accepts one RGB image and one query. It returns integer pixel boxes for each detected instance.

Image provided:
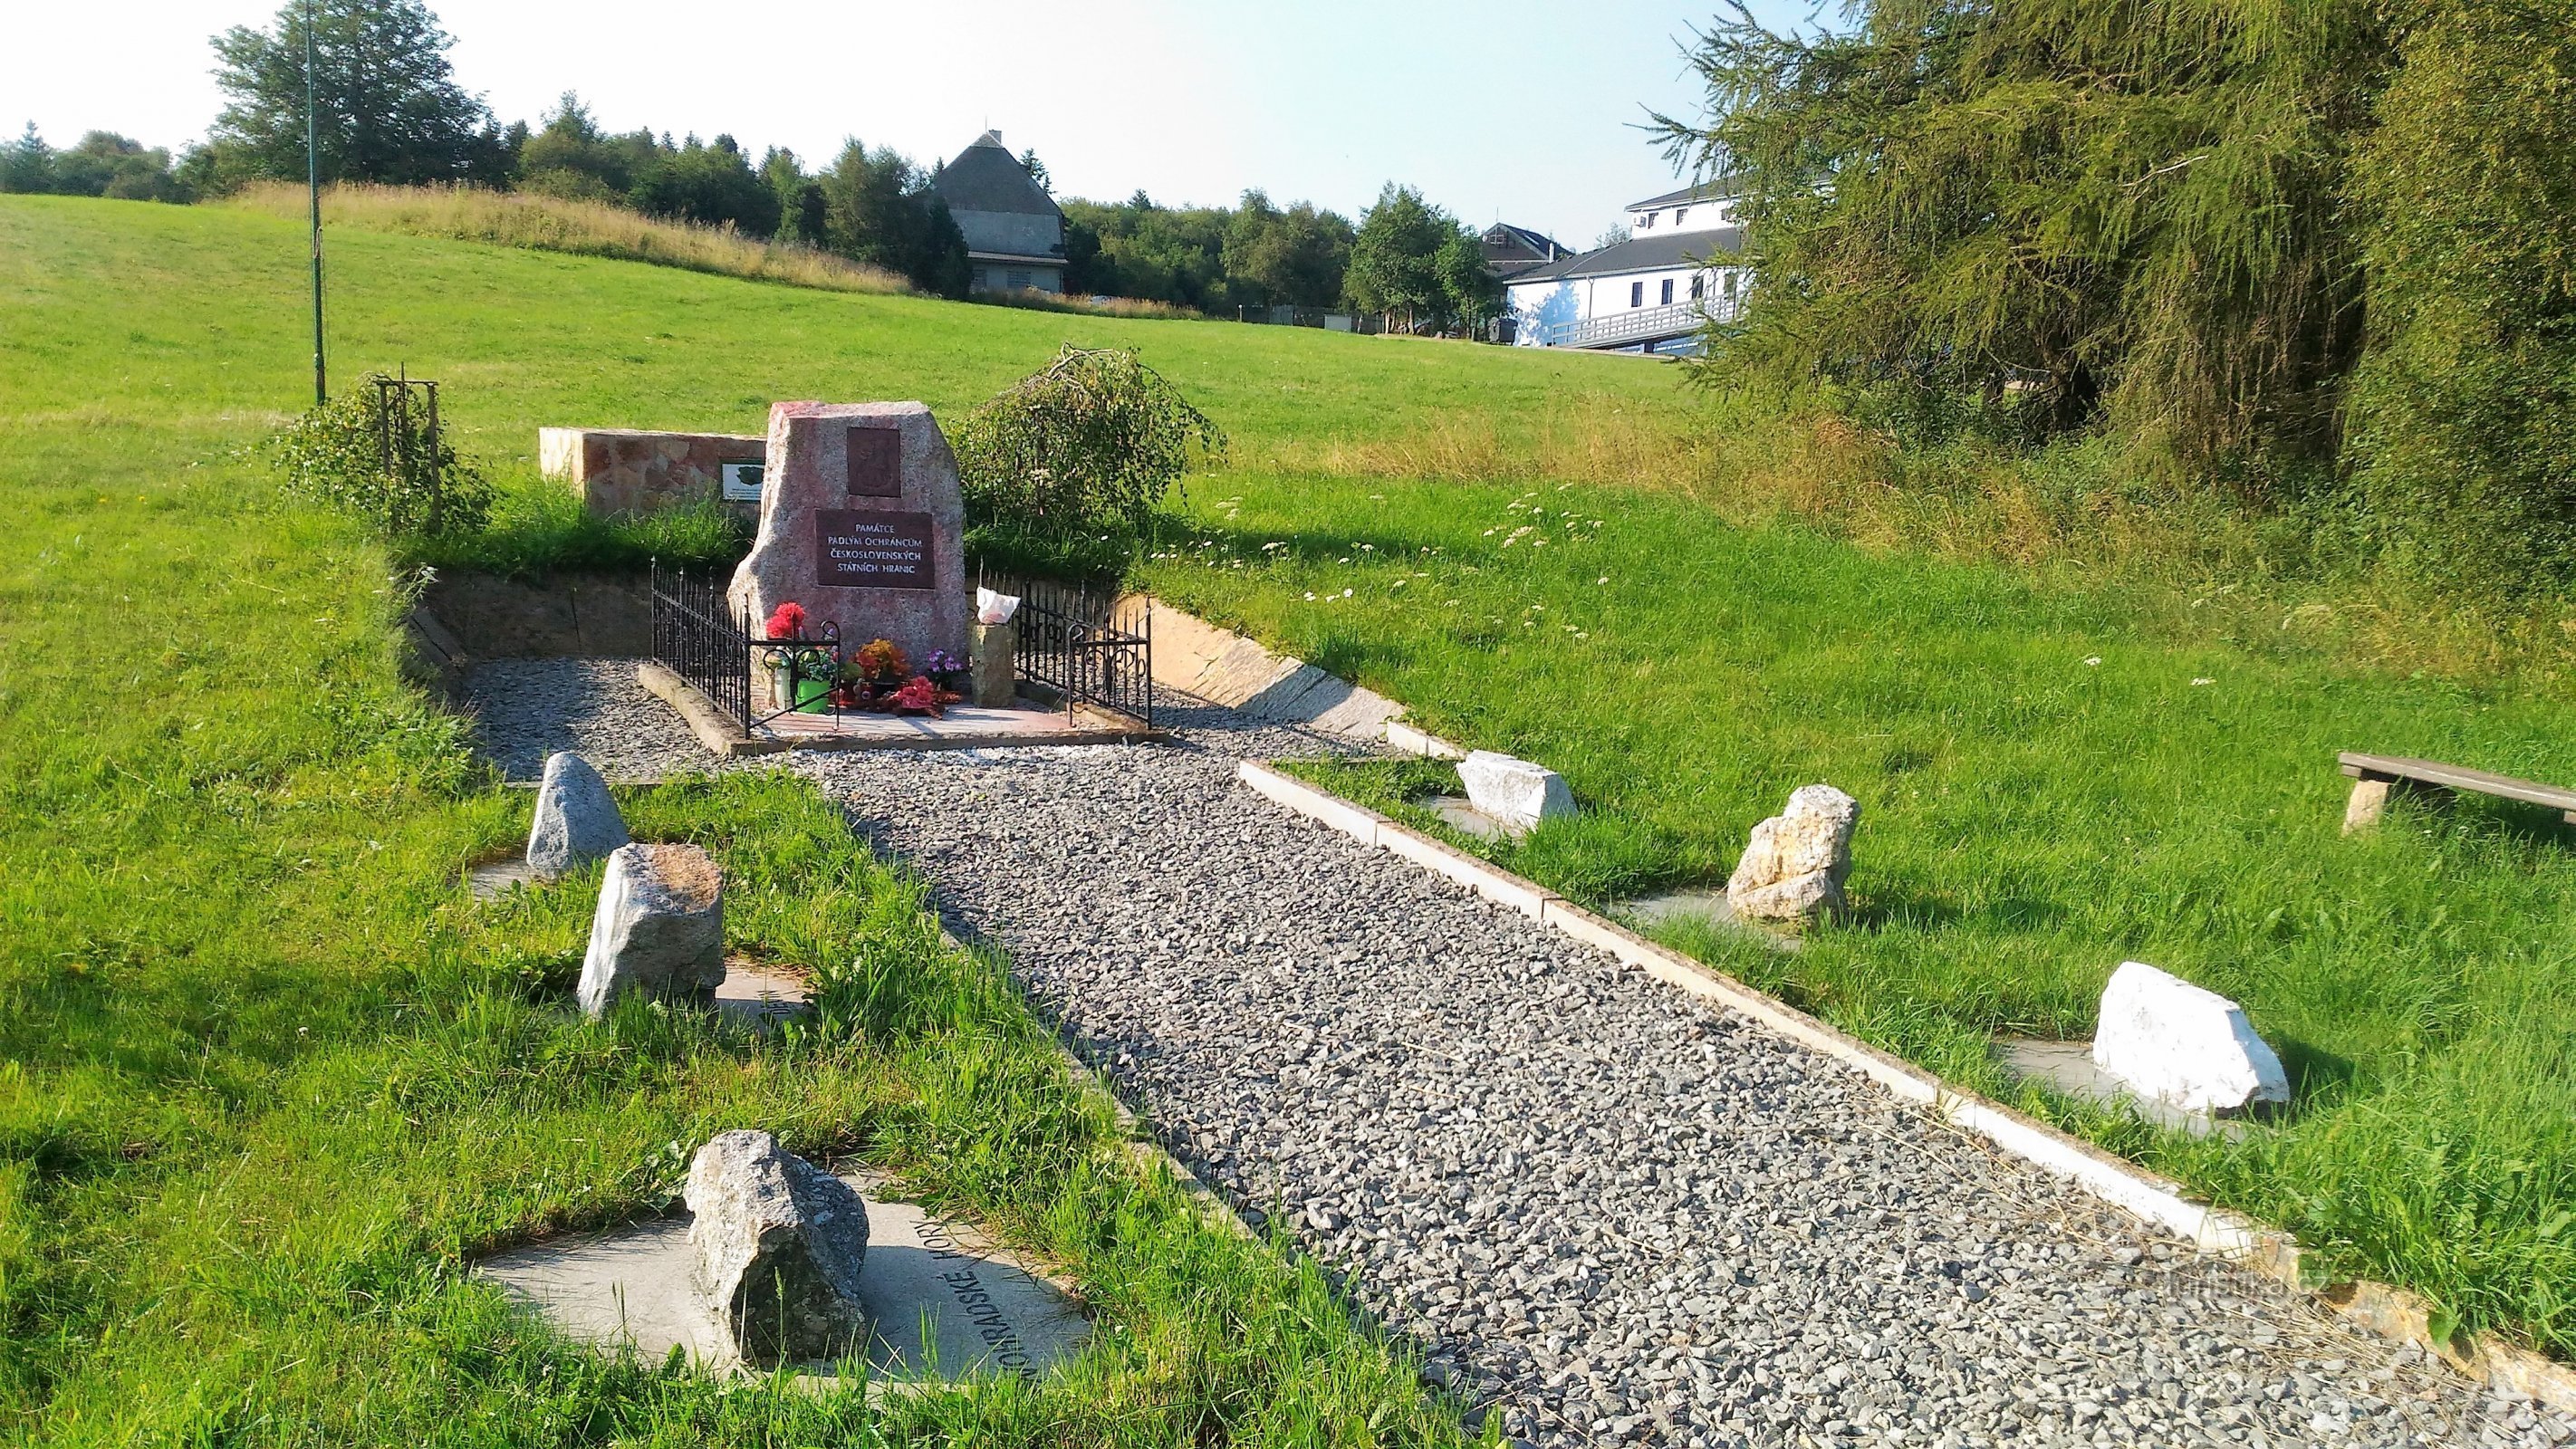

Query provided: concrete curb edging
[637,661,782,758]
[1234,758,2576,1412]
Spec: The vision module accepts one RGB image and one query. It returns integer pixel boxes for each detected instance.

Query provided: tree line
[1661,0,2576,584]
[2,0,1507,326]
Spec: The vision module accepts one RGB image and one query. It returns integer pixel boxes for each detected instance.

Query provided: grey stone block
[577,843,725,1017]
[526,751,630,879]
[685,1130,869,1366]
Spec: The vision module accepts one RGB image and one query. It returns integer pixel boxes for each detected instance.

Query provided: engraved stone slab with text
[727,400,967,667]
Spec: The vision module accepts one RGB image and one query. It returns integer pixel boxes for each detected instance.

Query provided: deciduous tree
[204,0,508,189]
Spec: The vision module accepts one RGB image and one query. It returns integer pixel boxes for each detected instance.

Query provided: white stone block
[1456,751,1576,833]
[2091,961,2289,1115]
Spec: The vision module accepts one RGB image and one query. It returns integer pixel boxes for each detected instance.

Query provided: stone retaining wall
[540,427,766,520]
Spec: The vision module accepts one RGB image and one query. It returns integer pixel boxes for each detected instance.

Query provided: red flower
[764,601,808,639]
[891,674,938,711]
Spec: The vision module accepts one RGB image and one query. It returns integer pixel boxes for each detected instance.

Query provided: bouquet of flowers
[883,673,960,717]
[921,648,966,690]
[764,601,809,640]
[851,638,910,684]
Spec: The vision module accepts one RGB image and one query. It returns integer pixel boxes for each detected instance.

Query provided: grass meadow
[2,187,2573,1400]
[0,197,1485,1442]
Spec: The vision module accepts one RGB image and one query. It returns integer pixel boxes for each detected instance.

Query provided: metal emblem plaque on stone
[815,509,934,590]
[720,460,764,502]
[845,426,900,497]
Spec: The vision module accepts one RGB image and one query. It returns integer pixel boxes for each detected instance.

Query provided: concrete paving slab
[1995,1037,2248,1140]
[1417,793,1512,840]
[476,1172,1089,1388]
[467,856,544,901]
[1612,888,1802,953]
[713,961,811,1030]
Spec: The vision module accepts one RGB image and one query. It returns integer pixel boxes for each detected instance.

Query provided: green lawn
[5,187,2572,1392]
[0,196,1491,1442]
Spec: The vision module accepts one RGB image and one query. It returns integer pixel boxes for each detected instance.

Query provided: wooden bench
[2338,751,2576,832]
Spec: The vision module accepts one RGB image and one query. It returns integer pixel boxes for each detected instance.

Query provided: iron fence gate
[984,572,1154,726]
[650,564,754,732]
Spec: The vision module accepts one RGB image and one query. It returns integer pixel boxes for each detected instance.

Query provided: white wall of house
[1626,197,1737,236]
[1508,264,1750,347]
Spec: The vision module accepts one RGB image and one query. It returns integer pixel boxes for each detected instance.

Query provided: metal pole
[305,0,325,406]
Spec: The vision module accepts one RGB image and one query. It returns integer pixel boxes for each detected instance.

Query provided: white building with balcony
[1505,179,1748,353]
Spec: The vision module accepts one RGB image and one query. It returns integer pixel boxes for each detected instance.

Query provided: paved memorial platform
[478,1171,1089,1387]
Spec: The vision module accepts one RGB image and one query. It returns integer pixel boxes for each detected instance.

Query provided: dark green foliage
[203,0,513,189]
[952,345,1226,545]
[516,94,780,237]
[763,145,826,247]
[0,126,192,202]
[1346,182,1495,331]
[2345,0,2576,589]
[1659,0,2382,460]
[267,375,492,538]
[818,140,969,297]
[1062,188,1355,310]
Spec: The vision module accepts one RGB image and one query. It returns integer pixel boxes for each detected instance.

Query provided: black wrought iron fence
[650,563,754,731]
[983,571,1155,726]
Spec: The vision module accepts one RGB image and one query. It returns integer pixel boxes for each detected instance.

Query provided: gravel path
[468,659,2573,1448]
[460,657,702,782]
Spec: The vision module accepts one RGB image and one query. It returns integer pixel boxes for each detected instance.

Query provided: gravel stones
[578,842,726,1018]
[2094,960,2291,1114]
[461,657,704,781]
[526,751,630,878]
[1726,783,1860,926]
[796,734,2570,1449]
[459,661,2570,1447]
[1458,751,1576,833]
[685,1129,869,1365]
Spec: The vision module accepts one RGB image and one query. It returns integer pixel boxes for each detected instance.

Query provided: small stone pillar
[687,1129,870,1366]
[970,619,1016,707]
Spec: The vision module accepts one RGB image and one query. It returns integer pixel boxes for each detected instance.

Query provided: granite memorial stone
[727,401,967,670]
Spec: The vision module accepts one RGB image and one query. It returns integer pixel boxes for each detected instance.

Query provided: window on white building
[1630,281,1644,307]
[1660,278,1675,305]
[1724,272,1739,297]
[1691,273,1705,301]
[1006,269,1033,290]
[1640,211,1656,228]
[1675,207,1688,226]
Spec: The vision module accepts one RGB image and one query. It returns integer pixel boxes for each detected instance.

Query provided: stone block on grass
[1457,751,1575,834]
[1726,784,1860,926]
[2091,961,2289,1115]
[686,1130,869,1366]
[577,843,725,1018]
[526,751,629,880]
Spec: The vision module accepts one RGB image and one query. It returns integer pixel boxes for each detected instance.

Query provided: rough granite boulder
[726,400,967,672]
[577,843,726,1017]
[1725,784,1860,926]
[526,751,630,880]
[1457,751,1576,834]
[2091,960,2290,1115]
[686,1129,870,1366]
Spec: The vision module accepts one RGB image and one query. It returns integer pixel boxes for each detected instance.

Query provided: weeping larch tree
[1658,0,2576,575]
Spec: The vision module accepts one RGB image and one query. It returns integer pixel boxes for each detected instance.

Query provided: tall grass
[225,181,912,295]
[1279,388,2576,686]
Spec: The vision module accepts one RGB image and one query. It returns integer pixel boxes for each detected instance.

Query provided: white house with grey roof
[1504,178,1749,353]
[931,130,1067,294]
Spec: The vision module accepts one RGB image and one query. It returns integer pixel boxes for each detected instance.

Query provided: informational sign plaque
[815,509,934,590]
[719,460,764,502]
[846,426,900,497]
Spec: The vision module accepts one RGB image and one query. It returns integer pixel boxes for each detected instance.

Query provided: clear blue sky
[4,1,1818,245]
